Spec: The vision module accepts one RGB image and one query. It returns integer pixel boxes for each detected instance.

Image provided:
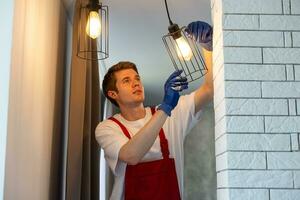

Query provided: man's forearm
[203,48,213,90]
[194,48,214,113]
[118,70,187,165]
[118,110,168,165]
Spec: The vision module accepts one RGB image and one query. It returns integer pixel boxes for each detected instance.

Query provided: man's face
[109,68,145,107]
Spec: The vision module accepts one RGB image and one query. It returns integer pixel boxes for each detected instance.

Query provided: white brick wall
[291,0,300,14]
[286,65,295,80]
[218,189,269,200]
[293,33,300,47]
[224,64,286,81]
[283,0,291,14]
[222,0,282,14]
[260,16,300,31]
[225,81,261,97]
[218,170,293,188]
[262,82,300,98]
[263,48,300,64]
[223,15,259,30]
[265,116,300,133]
[297,98,300,109]
[213,0,300,199]
[295,171,300,188]
[291,133,300,151]
[268,152,300,169]
[226,116,264,132]
[226,99,288,115]
[295,65,300,80]
[227,134,290,151]
[216,152,266,171]
[270,190,300,200]
[224,47,262,63]
[223,31,284,47]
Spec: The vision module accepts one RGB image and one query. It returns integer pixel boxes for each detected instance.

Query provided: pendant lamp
[162,0,207,82]
[77,0,109,60]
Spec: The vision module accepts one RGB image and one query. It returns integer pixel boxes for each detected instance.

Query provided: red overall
[109,108,181,200]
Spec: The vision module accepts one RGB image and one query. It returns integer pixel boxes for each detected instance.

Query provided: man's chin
[135,97,145,105]
[137,98,145,104]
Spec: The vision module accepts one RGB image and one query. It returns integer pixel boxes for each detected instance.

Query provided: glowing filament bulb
[175,37,193,61]
[86,11,101,39]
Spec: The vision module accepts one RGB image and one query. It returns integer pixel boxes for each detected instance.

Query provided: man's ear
[107,90,117,100]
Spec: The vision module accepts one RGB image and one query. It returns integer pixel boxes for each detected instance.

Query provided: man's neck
[119,104,146,121]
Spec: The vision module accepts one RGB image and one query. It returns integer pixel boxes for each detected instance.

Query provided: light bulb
[86,11,101,39]
[175,37,193,61]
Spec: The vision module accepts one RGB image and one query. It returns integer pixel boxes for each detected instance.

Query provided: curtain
[65,0,100,199]
[5,0,68,199]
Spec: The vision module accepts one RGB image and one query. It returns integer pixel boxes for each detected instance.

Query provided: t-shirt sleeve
[95,121,128,176]
[170,91,203,139]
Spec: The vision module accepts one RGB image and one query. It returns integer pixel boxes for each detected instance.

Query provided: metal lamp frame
[77,0,109,60]
[162,0,208,82]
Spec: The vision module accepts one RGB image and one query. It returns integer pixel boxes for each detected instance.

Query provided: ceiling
[63,0,212,106]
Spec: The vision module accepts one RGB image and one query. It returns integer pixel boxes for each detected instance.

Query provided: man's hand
[185,21,213,51]
[158,70,188,116]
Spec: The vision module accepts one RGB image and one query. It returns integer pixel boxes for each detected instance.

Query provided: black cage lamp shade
[162,0,207,82]
[77,0,109,60]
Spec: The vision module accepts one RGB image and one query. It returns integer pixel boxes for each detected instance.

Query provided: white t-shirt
[95,92,202,200]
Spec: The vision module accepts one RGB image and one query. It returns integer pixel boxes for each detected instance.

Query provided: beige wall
[4,0,69,199]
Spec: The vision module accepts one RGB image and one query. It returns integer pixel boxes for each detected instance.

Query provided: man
[95,21,213,200]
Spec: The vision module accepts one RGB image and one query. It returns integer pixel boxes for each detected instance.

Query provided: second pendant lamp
[77,0,109,60]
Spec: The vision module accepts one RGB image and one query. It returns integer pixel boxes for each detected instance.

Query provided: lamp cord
[164,0,173,25]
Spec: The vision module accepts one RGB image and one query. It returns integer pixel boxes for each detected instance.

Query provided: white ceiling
[64,0,212,106]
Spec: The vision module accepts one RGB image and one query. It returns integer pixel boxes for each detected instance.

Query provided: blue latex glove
[158,70,188,116]
[185,21,213,51]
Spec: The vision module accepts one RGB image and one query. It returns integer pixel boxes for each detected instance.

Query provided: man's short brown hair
[102,61,139,107]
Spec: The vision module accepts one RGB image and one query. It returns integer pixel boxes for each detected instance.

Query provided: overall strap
[108,108,170,159]
[108,117,131,139]
[150,107,170,159]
